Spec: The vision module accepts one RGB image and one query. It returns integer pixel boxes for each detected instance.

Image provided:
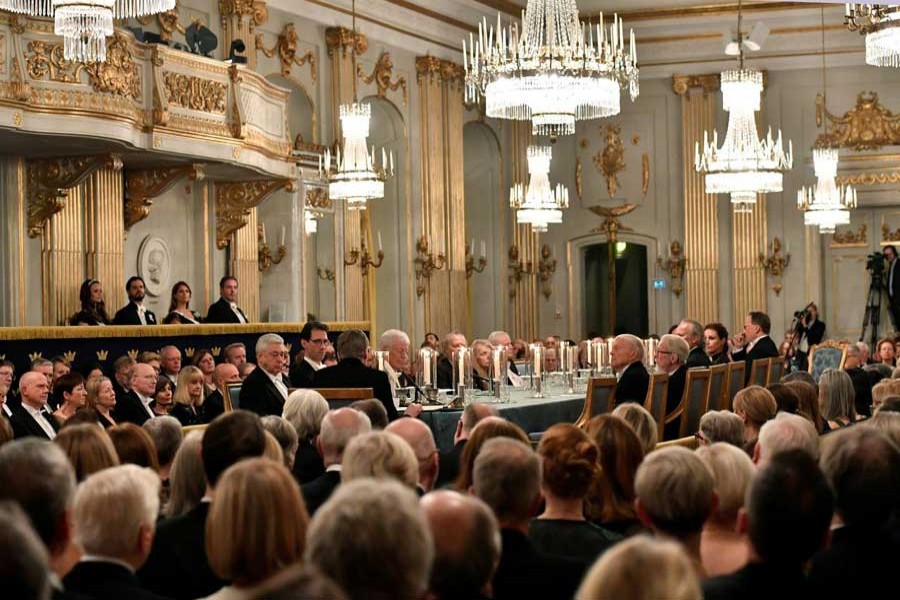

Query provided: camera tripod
[860,269,886,350]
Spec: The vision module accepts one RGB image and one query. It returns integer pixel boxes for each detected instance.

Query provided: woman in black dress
[704,323,731,365]
[164,281,202,324]
[171,366,206,426]
[69,279,112,326]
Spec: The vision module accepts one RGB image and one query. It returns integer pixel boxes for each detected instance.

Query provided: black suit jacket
[889,259,900,302]
[614,361,650,405]
[492,529,584,600]
[686,345,711,369]
[732,336,780,385]
[9,404,60,440]
[202,389,225,423]
[436,355,453,389]
[808,521,898,598]
[139,502,224,600]
[436,439,467,488]
[799,318,826,348]
[292,441,325,485]
[113,390,153,426]
[239,367,291,417]
[65,561,171,600]
[301,470,341,516]
[112,302,157,325]
[845,367,873,417]
[703,561,813,600]
[289,359,317,388]
[204,297,248,324]
[664,366,687,441]
[313,358,398,421]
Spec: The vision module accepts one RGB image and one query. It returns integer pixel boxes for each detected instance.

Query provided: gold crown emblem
[63,350,77,364]
[28,351,42,362]
[184,347,195,358]
[285,342,293,352]
[96,350,109,361]
[127,349,139,359]
[211,346,221,357]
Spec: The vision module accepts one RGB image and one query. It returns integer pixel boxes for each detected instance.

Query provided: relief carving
[816,91,900,151]
[256,23,316,81]
[357,51,407,105]
[305,187,332,210]
[26,40,85,83]
[414,55,464,86]
[163,72,228,113]
[324,26,367,58]
[218,0,268,26]
[671,74,720,97]
[831,224,867,246]
[594,124,626,199]
[215,179,296,249]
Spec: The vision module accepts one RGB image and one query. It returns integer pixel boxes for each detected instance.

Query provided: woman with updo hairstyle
[732,386,778,455]
[70,279,111,326]
[530,424,620,566]
[704,322,731,365]
[453,417,530,492]
[585,415,646,537]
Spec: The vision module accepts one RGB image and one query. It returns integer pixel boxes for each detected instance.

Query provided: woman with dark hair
[78,362,105,385]
[704,323,730,365]
[585,415,646,537]
[151,378,174,416]
[70,279,111,326]
[453,417,530,492]
[165,281,201,324]
[52,372,87,425]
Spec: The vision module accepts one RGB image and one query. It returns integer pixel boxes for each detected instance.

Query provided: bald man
[421,490,502,600]
[436,403,499,488]
[9,372,58,440]
[204,363,241,423]
[386,418,440,494]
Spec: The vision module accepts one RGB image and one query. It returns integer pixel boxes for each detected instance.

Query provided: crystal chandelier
[695,2,792,213]
[846,4,900,67]
[510,146,569,232]
[797,148,857,234]
[319,0,391,210]
[463,0,639,137]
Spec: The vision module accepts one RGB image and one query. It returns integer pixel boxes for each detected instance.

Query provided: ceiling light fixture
[510,145,569,232]
[846,3,900,67]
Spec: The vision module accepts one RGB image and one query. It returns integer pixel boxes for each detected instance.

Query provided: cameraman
[886,245,900,329]
[795,303,825,371]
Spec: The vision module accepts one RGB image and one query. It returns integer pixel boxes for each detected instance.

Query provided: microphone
[401,372,430,404]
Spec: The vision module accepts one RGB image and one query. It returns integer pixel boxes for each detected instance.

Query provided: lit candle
[471,237,475,254]
[533,345,542,377]
[377,230,383,252]
[458,349,465,381]
[586,339,592,365]
[280,225,285,247]
[481,240,486,258]
[493,347,501,380]
[261,223,267,244]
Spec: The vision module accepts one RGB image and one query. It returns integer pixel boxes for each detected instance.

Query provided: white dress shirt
[135,392,156,419]
[304,356,324,371]
[229,301,248,324]
[23,402,57,439]
[136,304,148,325]
[264,369,288,399]
[745,334,771,354]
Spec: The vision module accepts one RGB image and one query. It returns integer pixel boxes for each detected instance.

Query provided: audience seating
[656,435,699,450]
[644,372,669,442]
[678,369,712,438]
[725,361,745,409]
[707,364,729,411]
[225,382,241,411]
[574,377,617,429]
[313,388,375,409]
[808,340,846,382]
[749,358,770,387]
[767,356,784,385]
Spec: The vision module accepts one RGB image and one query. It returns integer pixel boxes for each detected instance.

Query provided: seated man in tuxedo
[204,362,240,422]
[655,334,690,441]
[64,465,166,600]
[731,311,780,385]
[379,329,416,397]
[112,355,135,400]
[115,362,158,426]
[9,372,58,439]
[222,342,247,369]
[0,360,14,418]
[437,331,468,389]
[674,319,711,369]
[290,321,329,388]
[610,334,650,405]
[113,276,157,325]
[205,276,248,324]
[489,330,524,386]
[314,330,423,421]
[239,333,291,417]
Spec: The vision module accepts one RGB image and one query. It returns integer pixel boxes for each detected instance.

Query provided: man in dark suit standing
[9,372,58,440]
[611,334,650,405]
[290,321,329,388]
[205,276,249,324]
[113,277,157,325]
[885,245,900,329]
[114,363,158,426]
[239,333,291,417]
[139,411,266,599]
[732,311,780,385]
[655,335,690,440]
[674,319,711,369]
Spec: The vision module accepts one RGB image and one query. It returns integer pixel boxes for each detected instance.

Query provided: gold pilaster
[232,208,260,321]
[673,74,720,324]
[508,121,537,340]
[732,197,768,328]
[42,184,84,326]
[218,0,268,70]
[83,167,126,314]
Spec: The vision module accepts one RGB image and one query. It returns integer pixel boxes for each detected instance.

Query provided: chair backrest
[726,362,745,410]
[767,357,784,385]
[808,341,847,382]
[643,372,669,442]
[313,387,375,409]
[679,369,712,438]
[749,358,770,387]
[656,435,699,450]
[574,377,617,429]
[707,364,729,411]
[225,382,241,411]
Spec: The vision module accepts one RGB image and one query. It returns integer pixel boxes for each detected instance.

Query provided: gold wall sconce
[344,235,385,277]
[258,223,287,272]
[656,240,687,298]
[414,235,447,297]
[316,268,335,281]
[759,236,790,296]
[508,244,534,299]
[465,240,487,279]
[538,244,557,300]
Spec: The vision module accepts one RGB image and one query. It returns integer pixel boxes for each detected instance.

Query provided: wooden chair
[748,358,770,387]
[767,356,785,385]
[808,340,847,382]
[725,362,745,410]
[574,377,617,429]
[224,382,242,411]
[656,435,699,450]
[182,424,208,435]
[707,364,729,411]
[678,369,712,438]
[643,372,669,442]
[313,387,375,408]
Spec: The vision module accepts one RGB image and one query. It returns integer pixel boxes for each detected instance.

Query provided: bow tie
[229,302,238,310]
[137,306,146,313]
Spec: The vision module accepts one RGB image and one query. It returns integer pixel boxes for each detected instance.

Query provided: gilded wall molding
[414,55,465,87]
[831,224,867,247]
[671,74,720,97]
[26,155,123,238]
[163,71,228,113]
[816,91,900,151]
[218,0,268,26]
[26,34,140,98]
[255,23,317,81]
[124,165,205,230]
[305,187,332,210]
[324,26,367,58]
[357,51,407,105]
[215,179,296,249]
[882,222,900,244]
[594,123,626,199]
[836,172,900,186]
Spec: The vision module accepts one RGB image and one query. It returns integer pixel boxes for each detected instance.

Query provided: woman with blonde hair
[165,429,206,518]
[204,458,309,599]
[192,349,217,395]
[732,386,777,455]
[696,442,755,577]
[611,402,658,455]
[576,536,701,600]
[471,339,493,391]
[54,423,120,482]
[585,415,646,537]
[818,368,858,431]
[171,365,206,426]
[85,376,117,428]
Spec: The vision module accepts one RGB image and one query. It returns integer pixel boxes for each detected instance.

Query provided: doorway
[584,242,649,337]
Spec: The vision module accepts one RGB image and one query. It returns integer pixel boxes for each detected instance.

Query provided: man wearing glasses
[290,321,330,388]
[240,333,292,416]
[655,334,689,441]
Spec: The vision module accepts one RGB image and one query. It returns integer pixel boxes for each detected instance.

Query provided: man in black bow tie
[113,276,157,326]
[205,276,249,324]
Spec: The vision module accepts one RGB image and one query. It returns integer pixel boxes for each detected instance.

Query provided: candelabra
[537,244,557,300]
[656,240,687,298]
[258,224,287,272]
[508,244,534,299]
[414,235,447,297]
[759,236,791,296]
[316,268,335,281]
[465,242,487,279]
[344,240,384,277]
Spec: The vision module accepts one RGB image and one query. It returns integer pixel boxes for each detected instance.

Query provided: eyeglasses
[654,349,674,356]
[307,339,328,345]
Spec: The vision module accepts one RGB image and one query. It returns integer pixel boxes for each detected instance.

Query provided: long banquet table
[412,389,587,452]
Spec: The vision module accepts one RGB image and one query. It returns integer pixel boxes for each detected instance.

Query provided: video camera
[867,251,885,275]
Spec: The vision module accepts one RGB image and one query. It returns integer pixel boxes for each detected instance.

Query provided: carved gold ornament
[589,203,637,239]
[671,74,720,97]
[0,34,6,73]
[642,153,651,197]
[816,91,900,151]
[125,165,205,230]
[882,221,900,244]
[215,179,297,249]
[256,23,317,81]
[305,187,332,210]
[414,55,464,86]
[358,52,407,105]
[657,241,687,298]
[85,33,141,99]
[594,124,626,199]
[759,237,790,296]
[575,158,583,199]
[831,224,867,247]
[836,172,900,186]
[324,26,367,58]
[163,72,227,113]
[26,40,84,83]
[218,0,268,27]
